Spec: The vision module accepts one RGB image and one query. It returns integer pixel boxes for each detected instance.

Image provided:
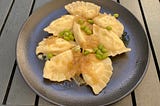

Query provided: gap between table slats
[2,61,16,105]
[0,0,36,105]
[120,0,160,106]
[0,0,15,37]
[7,0,37,105]
[138,0,160,80]
[6,66,36,105]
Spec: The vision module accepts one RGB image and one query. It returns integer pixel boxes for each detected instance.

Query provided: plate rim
[16,0,150,105]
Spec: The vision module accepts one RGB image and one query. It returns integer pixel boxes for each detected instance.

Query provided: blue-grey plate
[16,0,149,105]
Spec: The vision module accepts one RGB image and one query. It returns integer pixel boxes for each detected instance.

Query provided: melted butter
[78,54,100,84]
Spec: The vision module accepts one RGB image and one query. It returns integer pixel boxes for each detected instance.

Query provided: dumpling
[65,1,100,19]
[72,22,86,46]
[80,54,113,94]
[36,36,76,55]
[73,21,98,49]
[93,24,131,56]
[43,50,76,82]
[93,13,124,37]
[44,15,74,35]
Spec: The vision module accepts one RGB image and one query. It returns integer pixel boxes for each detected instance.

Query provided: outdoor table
[0,0,160,106]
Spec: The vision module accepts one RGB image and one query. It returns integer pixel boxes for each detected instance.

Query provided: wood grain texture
[135,56,160,106]
[0,0,13,32]
[111,95,132,106]
[33,0,51,10]
[7,67,36,105]
[112,0,117,2]
[120,0,160,106]
[141,0,160,66]
[39,97,55,106]
[0,0,35,104]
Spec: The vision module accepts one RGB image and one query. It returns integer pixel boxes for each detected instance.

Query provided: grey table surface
[0,0,160,106]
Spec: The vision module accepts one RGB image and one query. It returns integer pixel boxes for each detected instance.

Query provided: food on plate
[44,15,75,35]
[43,50,76,82]
[36,36,76,59]
[36,1,131,94]
[93,24,131,56]
[80,54,113,94]
[73,20,99,50]
[93,13,124,37]
[65,1,100,19]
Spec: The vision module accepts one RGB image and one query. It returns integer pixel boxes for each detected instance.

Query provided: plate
[16,0,149,105]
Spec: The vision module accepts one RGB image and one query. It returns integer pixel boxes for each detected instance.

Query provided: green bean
[81,25,93,35]
[94,44,108,60]
[46,53,54,59]
[101,48,107,53]
[69,34,74,41]
[106,26,112,31]
[83,50,90,56]
[64,32,70,36]
[113,13,119,18]
[93,48,98,53]
[84,26,90,32]
[86,29,92,35]
[81,25,86,30]
[96,49,103,56]
[59,31,64,37]
[98,44,104,50]
[78,19,85,25]
[87,19,94,24]
[95,54,103,60]
[63,36,70,41]
[59,30,75,41]
[102,53,108,59]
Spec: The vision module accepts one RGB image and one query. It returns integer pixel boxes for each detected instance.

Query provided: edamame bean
[113,13,119,18]
[106,26,112,31]
[46,53,54,59]
[87,19,94,24]
[95,54,103,60]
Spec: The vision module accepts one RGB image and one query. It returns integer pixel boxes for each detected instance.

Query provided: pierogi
[36,1,131,94]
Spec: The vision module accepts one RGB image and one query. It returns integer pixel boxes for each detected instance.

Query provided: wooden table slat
[111,95,132,106]
[0,0,13,33]
[33,0,51,11]
[112,0,117,2]
[135,55,160,106]
[7,67,36,105]
[120,0,160,106]
[39,97,55,106]
[0,0,159,106]
[141,0,160,68]
[0,0,34,104]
